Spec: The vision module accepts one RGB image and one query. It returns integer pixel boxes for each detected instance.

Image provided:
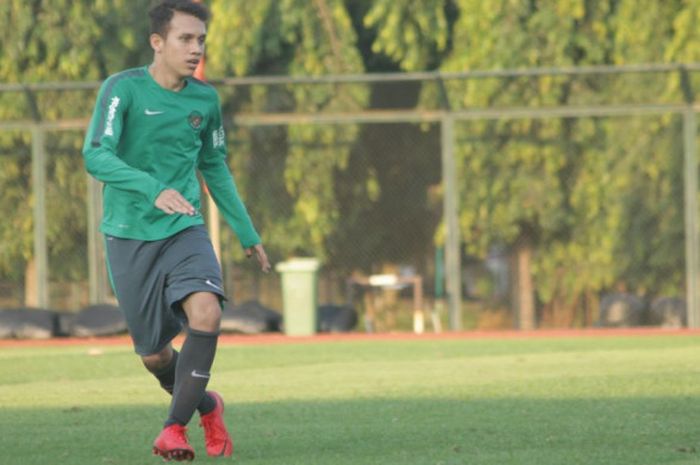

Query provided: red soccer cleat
[200,391,233,457]
[152,423,194,462]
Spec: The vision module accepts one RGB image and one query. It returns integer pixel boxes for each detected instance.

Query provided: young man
[82,0,270,461]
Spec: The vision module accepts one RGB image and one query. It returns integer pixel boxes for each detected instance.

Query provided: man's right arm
[82,76,167,205]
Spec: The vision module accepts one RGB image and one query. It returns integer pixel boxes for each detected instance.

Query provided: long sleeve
[198,96,260,248]
[82,76,167,205]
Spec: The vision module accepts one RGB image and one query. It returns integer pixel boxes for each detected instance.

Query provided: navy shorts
[104,225,226,355]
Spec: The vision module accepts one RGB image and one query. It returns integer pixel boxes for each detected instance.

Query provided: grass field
[1,334,700,465]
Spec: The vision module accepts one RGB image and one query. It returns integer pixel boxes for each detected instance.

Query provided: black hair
[148,0,210,37]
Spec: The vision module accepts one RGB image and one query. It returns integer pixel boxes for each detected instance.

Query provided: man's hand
[155,189,196,216]
[245,243,271,273]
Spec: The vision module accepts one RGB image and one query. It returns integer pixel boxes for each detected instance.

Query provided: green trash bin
[275,258,320,336]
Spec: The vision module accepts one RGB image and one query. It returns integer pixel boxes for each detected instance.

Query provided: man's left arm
[198,95,270,271]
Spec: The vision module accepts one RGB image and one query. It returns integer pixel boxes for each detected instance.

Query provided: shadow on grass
[1,396,699,465]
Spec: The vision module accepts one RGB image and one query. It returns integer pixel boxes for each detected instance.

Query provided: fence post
[87,175,107,304]
[31,125,48,308]
[683,108,699,328]
[681,67,700,329]
[441,114,462,330]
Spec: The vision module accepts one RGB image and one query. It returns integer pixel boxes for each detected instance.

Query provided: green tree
[1,0,696,324]
[435,0,690,326]
[329,0,449,274]
[365,0,694,327]
[362,0,451,71]
[207,0,367,265]
[0,0,151,306]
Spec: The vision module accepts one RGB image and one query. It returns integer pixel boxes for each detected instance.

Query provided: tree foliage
[0,0,151,284]
[430,0,692,320]
[208,0,367,262]
[363,0,451,71]
[0,0,699,321]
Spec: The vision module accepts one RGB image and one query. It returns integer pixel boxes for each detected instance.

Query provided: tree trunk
[585,289,599,326]
[511,235,536,330]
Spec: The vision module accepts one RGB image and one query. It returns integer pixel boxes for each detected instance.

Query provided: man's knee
[183,292,222,332]
[142,345,174,373]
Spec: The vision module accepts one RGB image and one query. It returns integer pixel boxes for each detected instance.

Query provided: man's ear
[150,33,163,53]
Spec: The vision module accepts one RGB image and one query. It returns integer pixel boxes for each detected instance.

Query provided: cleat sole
[153,446,194,462]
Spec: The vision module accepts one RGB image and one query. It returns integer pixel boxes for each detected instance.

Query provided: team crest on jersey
[188,111,203,129]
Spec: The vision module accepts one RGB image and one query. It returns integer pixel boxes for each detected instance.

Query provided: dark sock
[152,350,178,395]
[152,350,217,416]
[165,328,219,426]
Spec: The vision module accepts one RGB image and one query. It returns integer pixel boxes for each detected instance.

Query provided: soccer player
[82,0,270,460]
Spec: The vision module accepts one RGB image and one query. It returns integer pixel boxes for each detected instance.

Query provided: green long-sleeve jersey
[82,66,260,247]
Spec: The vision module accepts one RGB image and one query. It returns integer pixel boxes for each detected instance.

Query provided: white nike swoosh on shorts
[144,109,164,115]
[191,370,210,379]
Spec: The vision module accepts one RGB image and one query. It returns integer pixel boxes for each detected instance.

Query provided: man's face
[152,11,206,78]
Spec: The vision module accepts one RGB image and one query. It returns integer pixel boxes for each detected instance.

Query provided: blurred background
[2,0,700,332]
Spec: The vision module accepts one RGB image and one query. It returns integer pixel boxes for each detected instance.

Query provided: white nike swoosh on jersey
[144,109,164,115]
[205,279,223,292]
[191,370,210,379]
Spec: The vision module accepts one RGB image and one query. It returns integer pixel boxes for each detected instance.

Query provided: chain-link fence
[1,64,699,330]
[222,119,443,331]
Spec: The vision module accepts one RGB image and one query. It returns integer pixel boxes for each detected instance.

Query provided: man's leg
[164,292,233,457]
[151,226,233,458]
[142,344,216,414]
[152,293,222,461]
[166,292,221,426]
